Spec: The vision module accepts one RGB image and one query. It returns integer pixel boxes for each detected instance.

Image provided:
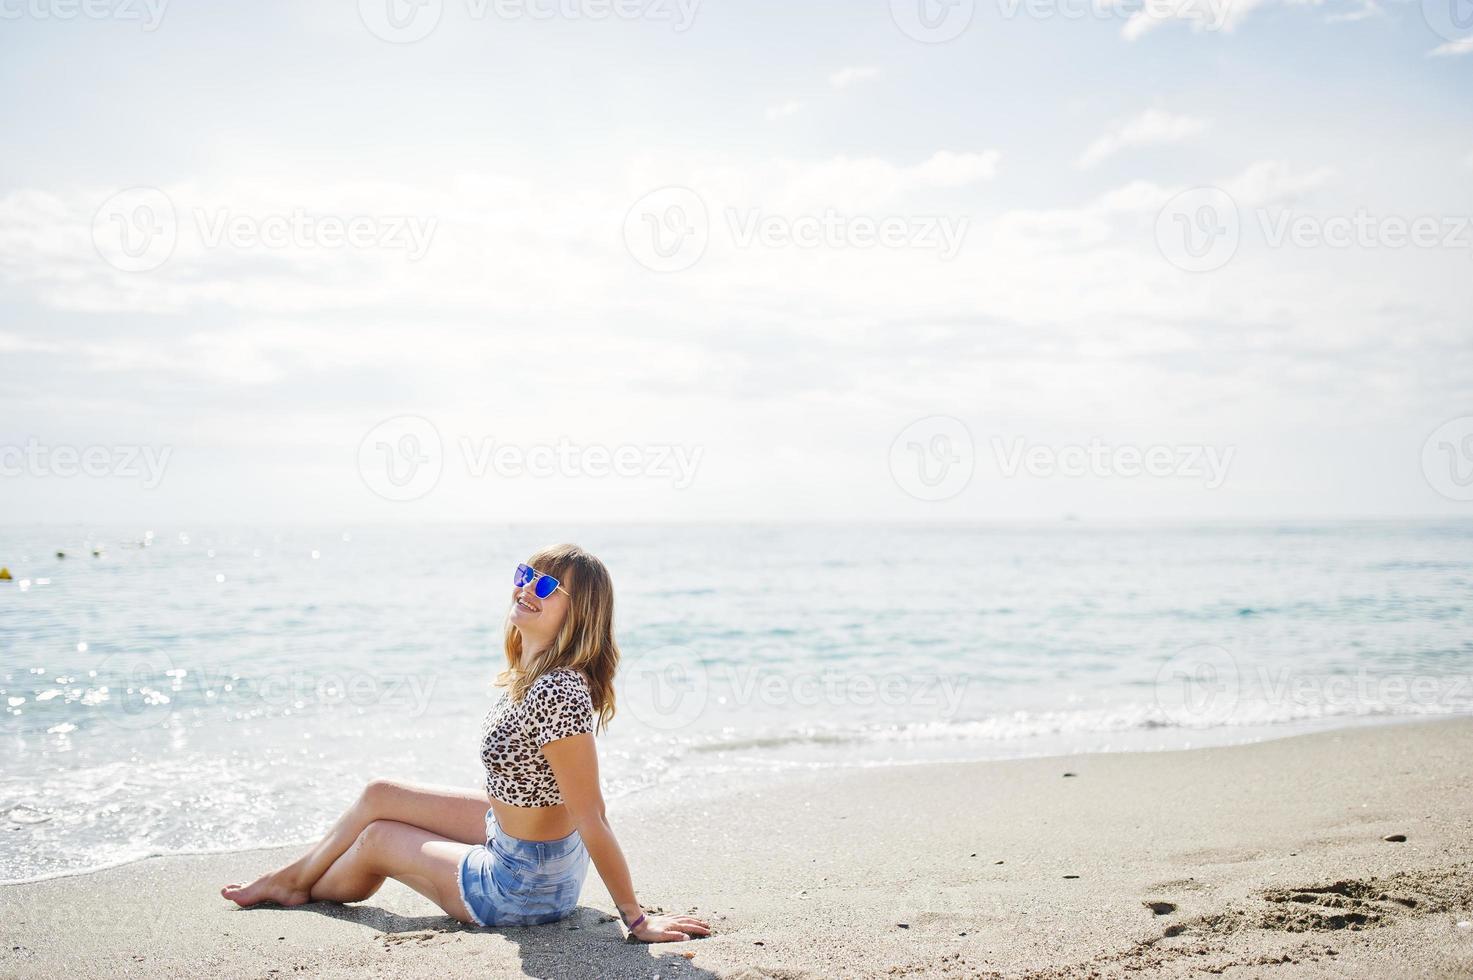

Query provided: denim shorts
[457,808,591,927]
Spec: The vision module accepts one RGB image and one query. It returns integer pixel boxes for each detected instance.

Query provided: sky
[1,0,1471,524]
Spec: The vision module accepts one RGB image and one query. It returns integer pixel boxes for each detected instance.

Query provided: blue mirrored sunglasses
[514,562,571,599]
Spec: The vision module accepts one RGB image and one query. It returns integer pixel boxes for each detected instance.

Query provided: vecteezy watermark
[92,187,177,273]
[0,438,172,489]
[1421,415,1473,502]
[727,209,970,260]
[73,653,442,731]
[623,186,710,273]
[1420,0,1473,43]
[357,0,699,43]
[1156,186,1473,273]
[1154,643,1473,728]
[622,186,972,273]
[889,0,975,42]
[357,415,704,502]
[358,415,444,503]
[1155,187,1240,273]
[992,437,1236,489]
[460,437,703,488]
[0,0,168,30]
[223,667,439,717]
[994,0,1231,29]
[888,416,975,502]
[617,643,711,731]
[616,642,971,732]
[91,187,438,272]
[1155,644,1239,727]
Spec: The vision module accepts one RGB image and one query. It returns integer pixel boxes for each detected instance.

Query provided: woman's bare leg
[221,779,487,907]
[308,819,476,924]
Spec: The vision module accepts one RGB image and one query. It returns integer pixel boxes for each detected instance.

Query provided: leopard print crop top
[478,668,595,808]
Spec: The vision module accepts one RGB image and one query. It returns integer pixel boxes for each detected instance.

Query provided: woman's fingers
[634,913,712,942]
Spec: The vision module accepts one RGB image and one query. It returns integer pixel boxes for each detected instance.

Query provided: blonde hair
[497,543,617,734]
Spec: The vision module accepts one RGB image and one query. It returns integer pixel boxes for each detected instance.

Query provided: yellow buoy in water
[0,567,12,581]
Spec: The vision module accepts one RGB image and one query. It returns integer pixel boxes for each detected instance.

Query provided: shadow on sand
[275,901,720,979]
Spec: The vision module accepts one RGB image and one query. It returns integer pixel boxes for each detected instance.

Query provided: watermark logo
[92,650,182,732]
[890,0,975,42]
[617,643,709,731]
[1155,187,1240,273]
[359,0,699,42]
[0,0,169,29]
[1157,186,1472,273]
[623,186,709,273]
[992,437,1235,489]
[0,438,172,489]
[460,437,703,488]
[1421,0,1473,43]
[92,188,437,271]
[1258,209,1471,251]
[622,187,971,272]
[1421,416,1473,502]
[359,0,443,42]
[356,418,704,501]
[1155,643,1239,727]
[889,415,974,501]
[727,209,969,260]
[93,187,177,273]
[993,0,1230,30]
[358,415,444,502]
[193,209,436,259]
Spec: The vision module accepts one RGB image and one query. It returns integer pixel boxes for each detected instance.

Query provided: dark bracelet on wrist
[624,912,646,933]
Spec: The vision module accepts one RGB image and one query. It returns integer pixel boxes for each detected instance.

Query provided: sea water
[2,522,1470,882]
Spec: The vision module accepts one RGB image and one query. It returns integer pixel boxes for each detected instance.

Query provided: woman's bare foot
[220,869,312,908]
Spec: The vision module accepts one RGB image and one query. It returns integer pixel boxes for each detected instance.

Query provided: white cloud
[909,150,1002,186]
[5,151,1465,522]
[1429,37,1473,57]
[1076,110,1209,169]
[1324,0,1379,22]
[1117,0,1402,39]
[1116,0,1277,40]
[830,66,880,89]
[1222,159,1335,206]
[766,100,804,121]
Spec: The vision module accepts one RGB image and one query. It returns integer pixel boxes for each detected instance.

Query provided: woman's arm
[542,734,710,943]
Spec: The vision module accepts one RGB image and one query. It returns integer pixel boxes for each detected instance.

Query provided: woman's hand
[629,911,712,943]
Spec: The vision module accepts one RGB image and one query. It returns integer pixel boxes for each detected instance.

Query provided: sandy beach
[4,717,1471,979]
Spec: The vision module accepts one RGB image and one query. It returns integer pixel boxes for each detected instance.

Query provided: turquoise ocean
[2,522,1471,882]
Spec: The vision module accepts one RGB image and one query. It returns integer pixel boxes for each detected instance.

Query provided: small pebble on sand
[1383,834,1407,842]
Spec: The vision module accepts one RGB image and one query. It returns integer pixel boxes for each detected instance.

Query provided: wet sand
[4,717,1472,979]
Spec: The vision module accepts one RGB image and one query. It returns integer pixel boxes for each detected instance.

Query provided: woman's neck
[519,638,551,670]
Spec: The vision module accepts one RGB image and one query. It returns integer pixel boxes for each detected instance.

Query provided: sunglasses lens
[514,564,533,587]
[535,575,559,599]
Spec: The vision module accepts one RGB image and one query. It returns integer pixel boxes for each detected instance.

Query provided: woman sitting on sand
[222,544,710,944]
